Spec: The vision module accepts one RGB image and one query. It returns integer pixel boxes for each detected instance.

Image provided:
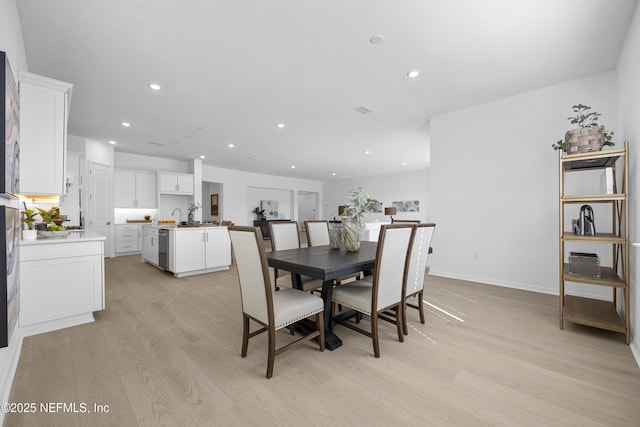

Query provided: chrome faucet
[171,208,182,224]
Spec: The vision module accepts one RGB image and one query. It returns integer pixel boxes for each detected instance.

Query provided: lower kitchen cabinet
[19,232,105,336]
[169,227,231,277]
[115,223,141,254]
[142,226,160,267]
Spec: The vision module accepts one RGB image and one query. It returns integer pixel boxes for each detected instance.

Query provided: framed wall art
[1,51,20,197]
[210,193,219,216]
[392,200,420,213]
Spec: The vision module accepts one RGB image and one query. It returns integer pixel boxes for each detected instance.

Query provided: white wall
[323,169,430,222]
[0,0,27,418]
[616,2,640,358]
[202,165,323,226]
[430,71,617,296]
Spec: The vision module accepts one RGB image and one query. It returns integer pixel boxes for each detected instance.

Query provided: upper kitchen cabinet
[114,169,156,208]
[158,172,194,195]
[19,72,73,196]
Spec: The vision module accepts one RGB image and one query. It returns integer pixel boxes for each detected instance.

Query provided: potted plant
[253,206,266,221]
[340,187,380,252]
[552,104,614,154]
[20,209,39,240]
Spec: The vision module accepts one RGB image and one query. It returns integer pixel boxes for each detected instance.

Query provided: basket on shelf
[564,125,605,154]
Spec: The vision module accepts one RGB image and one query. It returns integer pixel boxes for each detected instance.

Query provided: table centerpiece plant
[340,187,380,252]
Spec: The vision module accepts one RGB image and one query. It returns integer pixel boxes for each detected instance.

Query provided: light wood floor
[5,254,640,427]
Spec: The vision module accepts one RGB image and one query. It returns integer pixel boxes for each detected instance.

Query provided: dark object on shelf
[563,155,618,170]
[568,252,601,278]
[572,205,595,236]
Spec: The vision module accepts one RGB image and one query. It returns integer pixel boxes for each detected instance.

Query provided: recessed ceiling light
[228,143,235,148]
[407,70,420,78]
[401,162,407,166]
[121,122,130,127]
[277,123,285,129]
[149,83,161,90]
[200,155,205,159]
[331,172,336,176]
[291,165,296,169]
[364,150,371,155]
[370,34,384,45]
[108,140,116,145]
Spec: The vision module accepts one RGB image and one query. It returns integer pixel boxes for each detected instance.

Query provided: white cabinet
[115,224,141,254]
[114,169,156,208]
[142,226,160,267]
[159,173,194,195]
[169,227,231,277]
[19,236,105,336]
[18,72,73,196]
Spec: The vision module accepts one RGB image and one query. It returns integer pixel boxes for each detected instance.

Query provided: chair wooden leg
[241,315,250,357]
[396,306,404,343]
[371,313,380,358]
[403,300,409,336]
[418,290,425,324]
[317,311,325,352]
[266,327,276,379]
[356,312,362,323]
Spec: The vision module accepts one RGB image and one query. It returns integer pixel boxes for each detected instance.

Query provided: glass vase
[341,218,361,252]
[329,227,342,249]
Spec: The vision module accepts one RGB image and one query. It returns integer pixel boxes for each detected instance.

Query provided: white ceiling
[16,0,638,181]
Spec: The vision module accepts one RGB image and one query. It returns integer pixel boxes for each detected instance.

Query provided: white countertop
[20,230,106,246]
[142,224,227,231]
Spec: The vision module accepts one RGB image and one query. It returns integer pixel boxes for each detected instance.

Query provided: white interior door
[297,191,318,230]
[88,162,114,257]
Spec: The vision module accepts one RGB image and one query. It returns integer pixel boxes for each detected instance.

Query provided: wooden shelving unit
[558,141,629,344]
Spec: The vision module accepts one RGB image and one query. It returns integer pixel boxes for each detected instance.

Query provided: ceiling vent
[355,105,373,115]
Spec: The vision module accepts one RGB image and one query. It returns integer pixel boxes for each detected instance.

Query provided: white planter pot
[22,229,38,240]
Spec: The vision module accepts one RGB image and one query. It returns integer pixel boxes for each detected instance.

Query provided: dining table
[266,240,378,350]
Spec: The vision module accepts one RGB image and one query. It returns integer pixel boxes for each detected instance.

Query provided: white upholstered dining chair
[269,221,324,292]
[403,223,436,334]
[228,226,325,378]
[330,223,414,357]
[304,220,331,246]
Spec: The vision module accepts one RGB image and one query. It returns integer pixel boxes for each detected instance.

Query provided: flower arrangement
[340,187,380,223]
[187,202,201,215]
[340,187,380,252]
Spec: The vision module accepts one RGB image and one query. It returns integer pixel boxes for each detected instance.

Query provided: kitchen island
[19,230,106,337]
[141,225,231,277]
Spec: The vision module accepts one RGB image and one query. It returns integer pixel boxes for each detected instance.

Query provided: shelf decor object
[558,140,629,344]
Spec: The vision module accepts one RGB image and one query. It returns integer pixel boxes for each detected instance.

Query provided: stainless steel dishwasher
[158,228,169,270]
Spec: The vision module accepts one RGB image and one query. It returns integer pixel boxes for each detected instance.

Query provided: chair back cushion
[305,221,330,246]
[269,221,300,251]
[406,223,436,295]
[229,227,272,324]
[373,224,413,310]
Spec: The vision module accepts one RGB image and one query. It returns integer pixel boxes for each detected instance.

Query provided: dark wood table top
[266,241,378,281]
